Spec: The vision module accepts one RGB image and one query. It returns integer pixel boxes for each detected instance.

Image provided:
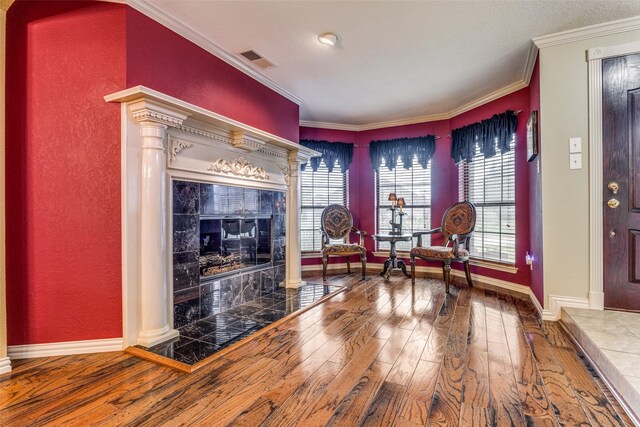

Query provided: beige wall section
[539,29,640,308]
[0,0,13,364]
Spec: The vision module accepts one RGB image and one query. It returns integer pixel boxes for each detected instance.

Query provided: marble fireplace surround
[105,86,318,348]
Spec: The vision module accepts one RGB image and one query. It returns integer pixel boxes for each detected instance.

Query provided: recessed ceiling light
[318,32,339,46]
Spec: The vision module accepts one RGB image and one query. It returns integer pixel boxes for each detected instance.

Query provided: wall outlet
[525,252,534,270]
[569,153,582,169]
[569,137,582,153]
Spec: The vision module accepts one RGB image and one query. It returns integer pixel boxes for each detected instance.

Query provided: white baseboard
[0,356,11,375]
[8,338,124,359]
[303,262,546,317]
[543,294,590,321]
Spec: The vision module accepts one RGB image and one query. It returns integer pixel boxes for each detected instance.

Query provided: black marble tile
[220,275,243,310]
[223,304,263,319]
[260,269,277,295]
[245,295,282,309]
[242,271,261,304]
[268,299,288,312]
[248,308,286,324]
[200,183,216,215]
[260,190,273,215]
[173,251,199,292]
[179,320,214,339]
[146,335,195,356]
[173,181,199,214]
[228,186,244,213]
[174,287,200,328]
[243,188,260,214]
[202,312,244,328]
[198,323,252,346]
[199,281,221,319]
[274,191,286,214]
[173,214,199,252]
[170,339,220,365]
[212,185,229,214]
[274,264,286,285]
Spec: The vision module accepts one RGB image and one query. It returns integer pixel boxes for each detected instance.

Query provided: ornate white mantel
[105,86,318,348]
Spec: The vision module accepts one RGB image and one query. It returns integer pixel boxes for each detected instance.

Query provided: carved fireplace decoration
[105,86,319,349]
[207,157,270,180]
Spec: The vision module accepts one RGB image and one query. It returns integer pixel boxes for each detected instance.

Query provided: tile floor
[142,283,342,365]
[562,307,640,419]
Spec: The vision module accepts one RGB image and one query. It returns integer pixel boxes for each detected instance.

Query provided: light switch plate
[570,153,582,169]
[569,137,582,153]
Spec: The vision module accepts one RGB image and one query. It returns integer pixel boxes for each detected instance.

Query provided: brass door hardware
[608,182,619,194]
[607,198,620,209]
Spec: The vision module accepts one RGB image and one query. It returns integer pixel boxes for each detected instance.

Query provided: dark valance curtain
[299,140,354,173]
[450,110,518,164]
[369,135,436,171]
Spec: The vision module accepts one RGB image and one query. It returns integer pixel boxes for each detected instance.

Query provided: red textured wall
[302,88,533,289]
[5,1,301,345]
[449,88,532,287]
[5,1,126,344]
[301,120,454,268]
[125,8,299,142]
[528,58,544,305]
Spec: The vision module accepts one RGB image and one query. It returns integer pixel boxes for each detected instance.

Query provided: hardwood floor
[0,274,635,426]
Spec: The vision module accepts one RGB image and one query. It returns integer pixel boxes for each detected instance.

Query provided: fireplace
[173,180,286,329]
[107,86,318,348]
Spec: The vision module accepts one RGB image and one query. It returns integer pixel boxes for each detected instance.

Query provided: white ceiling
[144,0,640,128]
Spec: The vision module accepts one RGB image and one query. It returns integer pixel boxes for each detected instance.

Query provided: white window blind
[458,138,516,263]
[376,156,431,252]
[300,162,348,252]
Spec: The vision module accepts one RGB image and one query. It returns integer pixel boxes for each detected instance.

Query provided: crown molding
[299,121,363,132]
[301,79,529,132]
[523,41,539,85]
[125,0,302,106]
[0,0,14,12]
[533,15,640,49]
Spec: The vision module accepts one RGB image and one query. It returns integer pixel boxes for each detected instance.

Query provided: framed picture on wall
[527,110,539,162]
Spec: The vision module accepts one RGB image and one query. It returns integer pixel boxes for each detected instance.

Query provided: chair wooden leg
[411,255,416,285]
[361,254,366,279]
[441,264,446,282]
[322,255,328,281]
[444,261,452,293]
[464,260,473,287]
[347,257,351,274]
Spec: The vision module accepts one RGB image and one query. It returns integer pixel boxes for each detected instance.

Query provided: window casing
[376,156,431,252]
[458,138,516,263]
[300,162,349,252]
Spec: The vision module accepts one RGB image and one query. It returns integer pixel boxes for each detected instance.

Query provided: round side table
[372,233,413,280]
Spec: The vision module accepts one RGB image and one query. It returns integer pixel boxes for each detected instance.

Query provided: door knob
[608,182,619,194]
[607,198,620,209]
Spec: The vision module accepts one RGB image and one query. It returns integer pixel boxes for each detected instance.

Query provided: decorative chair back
[321,204,353,240]
[441,201,476,245]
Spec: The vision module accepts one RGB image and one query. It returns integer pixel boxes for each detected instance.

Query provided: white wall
[539,28,640,308]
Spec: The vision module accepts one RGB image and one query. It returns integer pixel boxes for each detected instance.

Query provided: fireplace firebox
[199,216,272,278]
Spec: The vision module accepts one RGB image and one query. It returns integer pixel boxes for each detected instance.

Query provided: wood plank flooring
[0,274,635,426]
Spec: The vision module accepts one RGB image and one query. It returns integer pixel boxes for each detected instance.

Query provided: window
[458,137,515,263]
[376,156,431,252]
[300,161,348,252]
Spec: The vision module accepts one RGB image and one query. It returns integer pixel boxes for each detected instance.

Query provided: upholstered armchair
[410,201,476,293]
[320,204,367,281]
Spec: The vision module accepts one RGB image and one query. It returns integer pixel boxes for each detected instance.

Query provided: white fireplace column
[285,150,315,288]
[129,100,189,347]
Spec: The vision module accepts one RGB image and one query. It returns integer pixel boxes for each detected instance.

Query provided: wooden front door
[603,53,640,311]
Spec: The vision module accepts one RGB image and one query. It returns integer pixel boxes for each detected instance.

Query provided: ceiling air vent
[238,49,275,70]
